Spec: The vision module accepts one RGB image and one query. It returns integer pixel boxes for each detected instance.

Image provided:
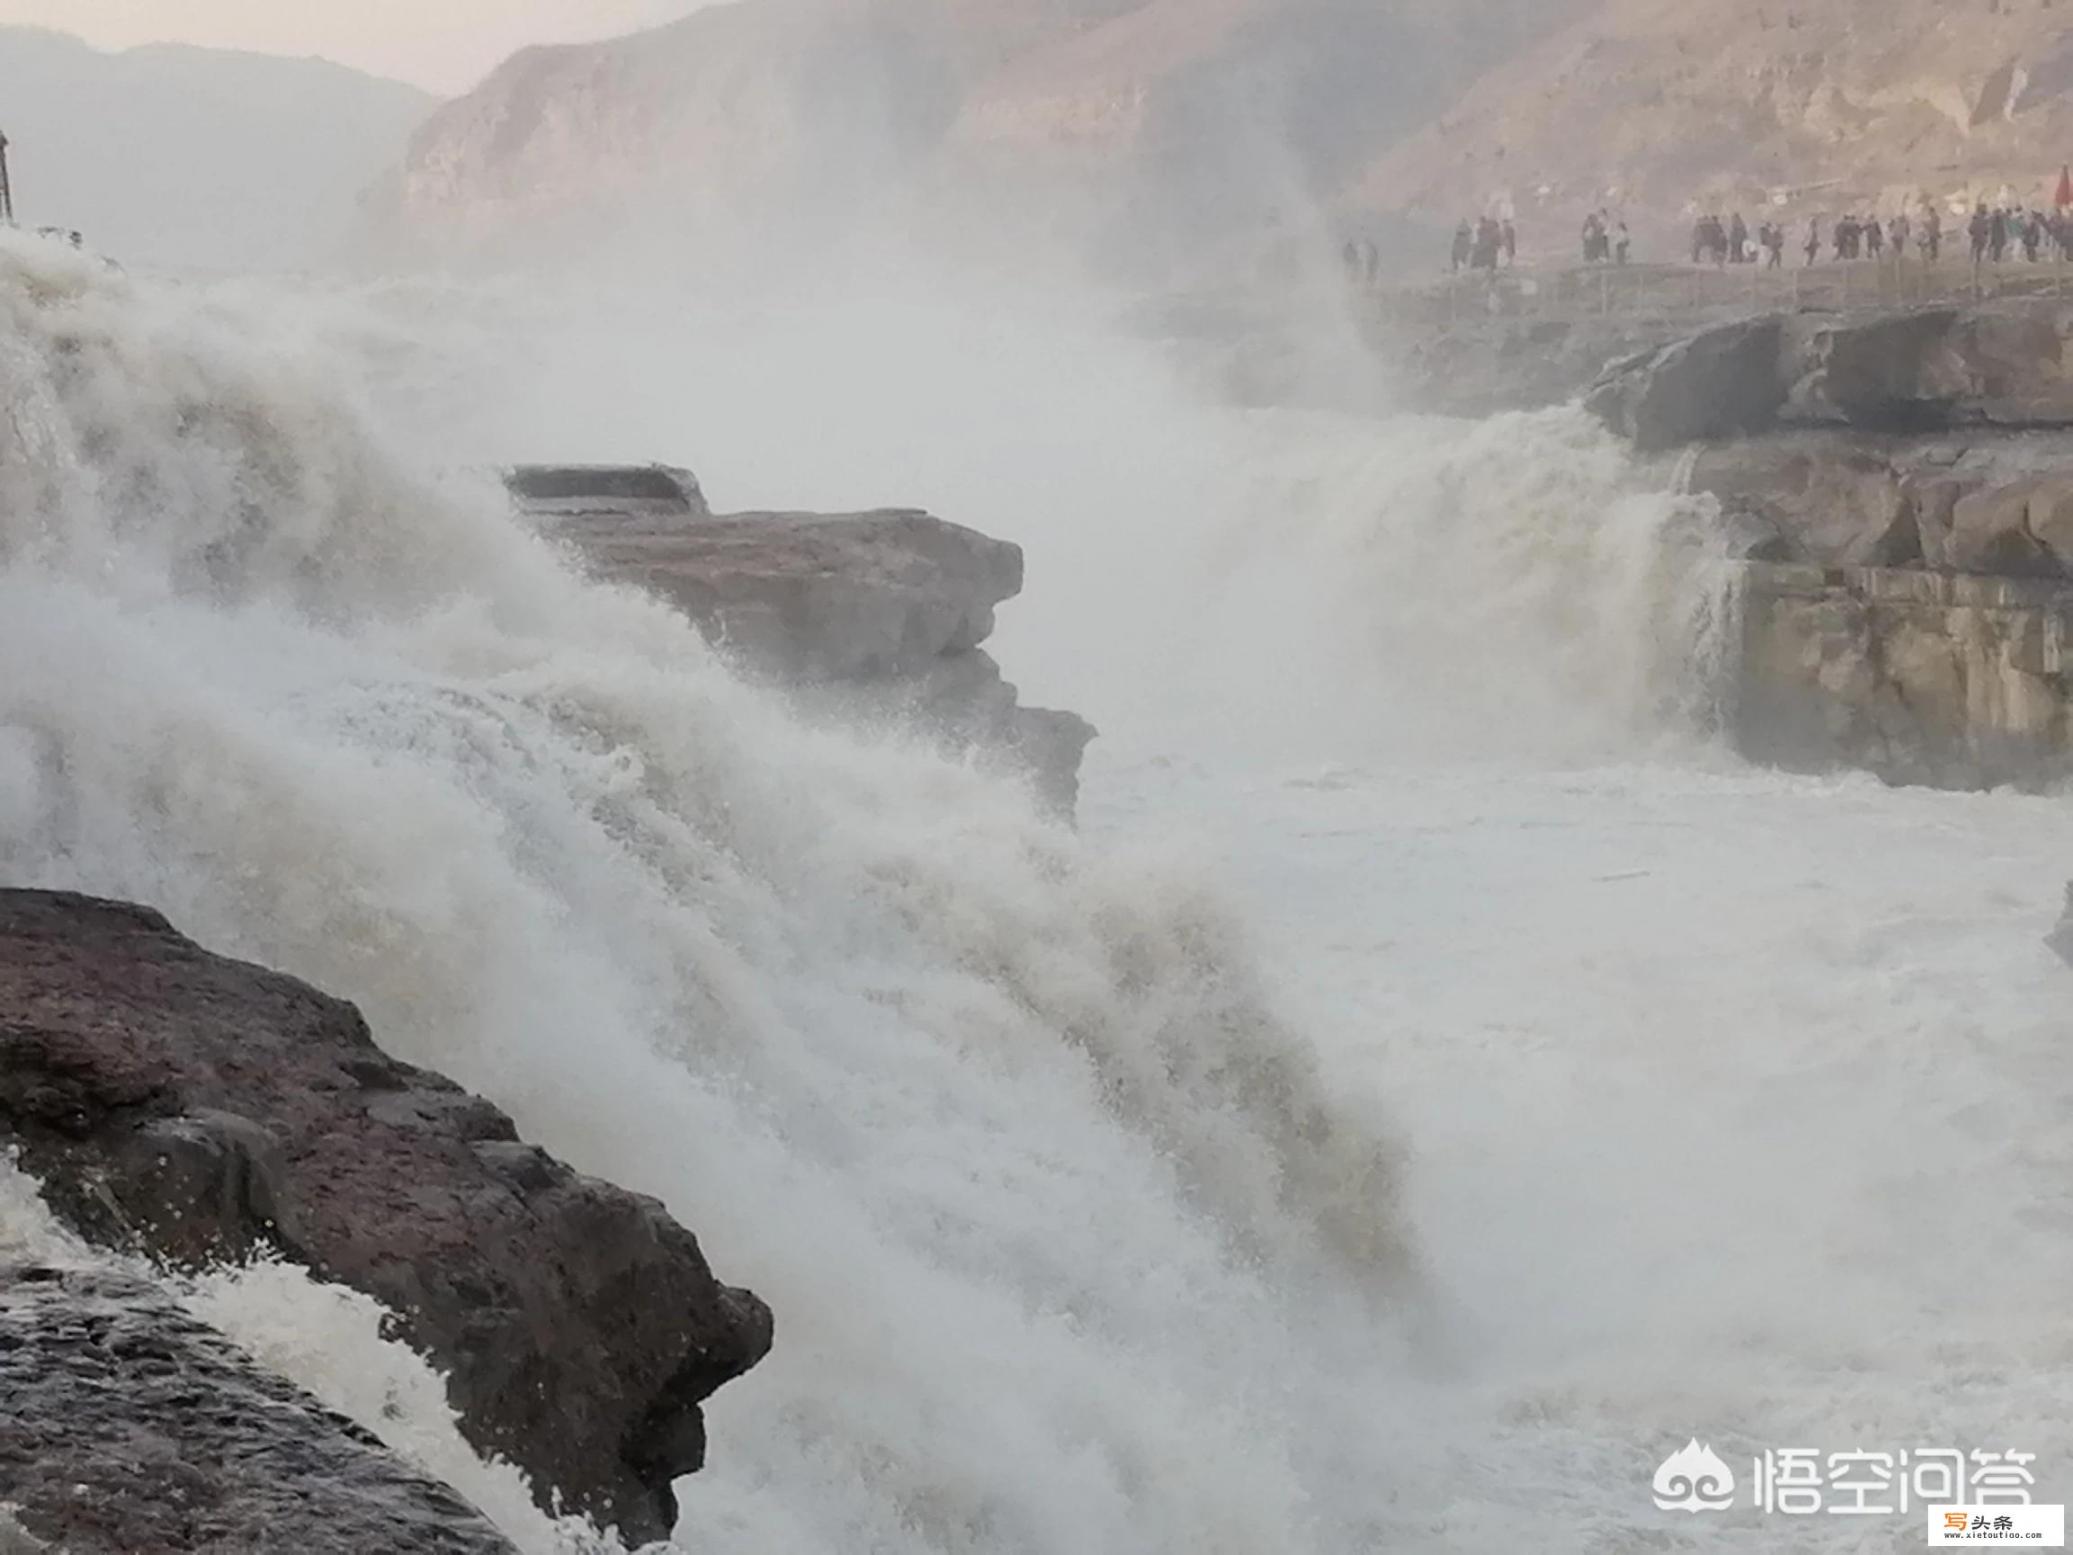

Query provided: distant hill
[367,0,1580,278]
[0,28,432,273]
[369,0,2073,282]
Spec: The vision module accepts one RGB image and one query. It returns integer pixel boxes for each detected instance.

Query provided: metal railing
[1369,253,2073,332]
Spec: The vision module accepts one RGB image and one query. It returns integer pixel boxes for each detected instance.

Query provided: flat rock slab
[0,1261,515,1554]
[548,506,1025,680]
[0,892,771,1546]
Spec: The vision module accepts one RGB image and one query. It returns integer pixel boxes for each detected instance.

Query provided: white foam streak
[0,1165,608,1554]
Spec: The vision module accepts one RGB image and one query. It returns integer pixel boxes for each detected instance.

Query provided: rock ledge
[0,890,771,1546]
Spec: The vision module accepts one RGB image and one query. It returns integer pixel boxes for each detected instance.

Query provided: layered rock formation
[1588,300,2073,789]
[1590,302,2073,561]
[0,889,771,1545]
[510,464,1095,813]
[1735,564,2073,790]
[0,1262,516,1555]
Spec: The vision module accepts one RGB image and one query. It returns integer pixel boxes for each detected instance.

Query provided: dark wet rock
[505,462,707,521]
[0,891,772,1546]
[511,472,1096,813]
[1584,317,1785,451]
[1687,435,1918,567]
[1780,309,1967,429]
[1945,477,2073,577]
[0,1260,515,1554]
[1590,302,2073,448]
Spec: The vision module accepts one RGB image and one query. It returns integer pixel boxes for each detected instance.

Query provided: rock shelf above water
[509,465,1095,813]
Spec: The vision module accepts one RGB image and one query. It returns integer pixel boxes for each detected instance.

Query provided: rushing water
[0,231,2068,1555]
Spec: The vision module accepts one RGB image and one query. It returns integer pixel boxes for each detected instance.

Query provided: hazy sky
[0,0,711,94]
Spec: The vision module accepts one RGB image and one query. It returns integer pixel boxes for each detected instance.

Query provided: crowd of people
[1954,200,2073,263]
[1789,208,1941,264]
[1444,214,1518,272]
[1579,209,1631,265]
[1358,189,2073,290]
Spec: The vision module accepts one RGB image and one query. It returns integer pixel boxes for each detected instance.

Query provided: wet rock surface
[0,1261,515,1554]
[1588,301,2073,447]
[1584,317,1786,451]
[0,890,772,1545]
[511,467,1095,813]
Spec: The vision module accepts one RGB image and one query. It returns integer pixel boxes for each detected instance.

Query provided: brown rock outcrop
[0,890,771,1546]
[512,466,1096,813]
[0,1261,517,1555]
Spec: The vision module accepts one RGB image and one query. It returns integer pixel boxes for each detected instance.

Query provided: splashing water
[6,228,2040,1555]
[0,1164,607,1554]
[0,236,1419,1551]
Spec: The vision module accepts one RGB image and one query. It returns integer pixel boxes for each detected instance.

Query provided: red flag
[2057,164,2072,209]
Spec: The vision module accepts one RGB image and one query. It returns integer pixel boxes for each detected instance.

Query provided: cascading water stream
[0,234,1420,1553]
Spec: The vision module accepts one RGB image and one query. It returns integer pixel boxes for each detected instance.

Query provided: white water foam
[0,235,1413,1552]
[3,226,2059,1555]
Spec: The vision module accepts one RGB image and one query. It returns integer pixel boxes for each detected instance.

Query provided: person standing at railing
[1971,201,1992,264]
[1729,211,1749,264]
[1451,220,1472,272]
[1866,217,1884,260]
[1922,205,1942,262]
[1889,213,1909,262]
[1614,219,1631,265]
[1990,205,2010,263]
[1763,221,1786,267]
[1804,216,1821,266]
